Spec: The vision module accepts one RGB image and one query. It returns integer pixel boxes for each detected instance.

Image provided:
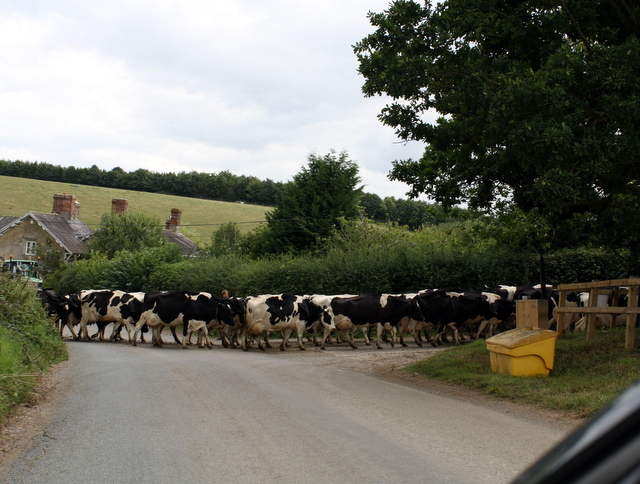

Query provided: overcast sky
[0,1,434,199]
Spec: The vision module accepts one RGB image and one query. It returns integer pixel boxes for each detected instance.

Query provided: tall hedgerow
[0,273,67,421]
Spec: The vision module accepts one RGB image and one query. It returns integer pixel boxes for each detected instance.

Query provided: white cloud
[0,1,433,200]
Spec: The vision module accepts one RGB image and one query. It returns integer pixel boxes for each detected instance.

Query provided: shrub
[0,273,67,420]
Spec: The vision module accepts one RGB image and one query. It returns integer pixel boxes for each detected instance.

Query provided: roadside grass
[0,274,68,422]
[405,329,640,418]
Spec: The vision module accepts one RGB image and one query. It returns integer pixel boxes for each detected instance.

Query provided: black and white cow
[240,294,335,351]
[132,291,235,348]
[397,290,451,347]
[79,289,145,342]
[471,291,516,339]
[61,293,82,340]
[37,288,67,331]
[430,291,496,346]
[330,293,425,350]
[188,296,246,348]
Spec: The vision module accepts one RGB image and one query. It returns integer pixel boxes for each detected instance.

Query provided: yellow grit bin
[486,328,559,377]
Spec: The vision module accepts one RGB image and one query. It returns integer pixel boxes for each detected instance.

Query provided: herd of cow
[35,284,609,351]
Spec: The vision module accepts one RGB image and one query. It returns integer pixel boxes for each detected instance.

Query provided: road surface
[1,341,575,483]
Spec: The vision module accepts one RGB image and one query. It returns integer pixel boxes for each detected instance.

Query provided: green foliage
[100,244,183,292]
[49,245,183,294]
[48,218,640,297]
[264,150,363,254]
[206,223,247,257]
[34,238,65,278]
[354,0,640,251]
[87,211,168,259]
[0,273,67,421]
[48,256,112,294]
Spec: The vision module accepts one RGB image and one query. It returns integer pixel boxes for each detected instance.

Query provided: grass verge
[0,274,68,422]
[405,329,640,418]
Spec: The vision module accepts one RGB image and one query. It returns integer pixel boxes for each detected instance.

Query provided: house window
[25,241,37,256]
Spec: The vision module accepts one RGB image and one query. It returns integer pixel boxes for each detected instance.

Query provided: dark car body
[512,378,640,483]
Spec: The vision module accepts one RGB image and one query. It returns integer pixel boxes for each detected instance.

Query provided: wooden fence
[555,278,640,350]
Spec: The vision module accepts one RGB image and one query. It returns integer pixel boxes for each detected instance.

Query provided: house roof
[0,216,18,232]
[0,212,92,256]
[163,230,198,256]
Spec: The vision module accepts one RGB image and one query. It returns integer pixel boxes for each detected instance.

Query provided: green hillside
[0,175,270,246]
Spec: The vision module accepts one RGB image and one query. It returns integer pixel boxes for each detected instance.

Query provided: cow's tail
[183,318,188,337]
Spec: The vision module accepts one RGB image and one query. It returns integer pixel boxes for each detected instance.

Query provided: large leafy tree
[354,0,640,252]
[264,150,363,254]
[87,211,168,259]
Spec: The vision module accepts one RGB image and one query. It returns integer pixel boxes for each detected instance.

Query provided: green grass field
[0,175,270,246]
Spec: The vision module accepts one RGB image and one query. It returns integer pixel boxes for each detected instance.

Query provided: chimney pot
[52,193,80,221]
[111,199,129,214]
[165,208,182,232]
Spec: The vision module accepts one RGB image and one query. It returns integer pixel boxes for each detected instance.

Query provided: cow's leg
[197,322,212,349]
[150,326,158,347]
[311,326,320,347]
[160,326,169,346]
[121,320,134,343]
[80,321,91,342]
[319,325,333,350]
[375,323,384,349]
[398,329,406,347]
[240,330,249,351]
[68,322,80,340]
[399,320,410,347]
[432,323,446,347]
[345,328,358,349]
[109,322,122,341]
[257,333,266,351]
[182,324,191,349]
[218,325,229,348]
[264,332,272,349]
[363,326,372,346]
[475,320,488,340]
[279,329,290,351]
[409,320,422,347]
[421,323,433,344]
[294,324,306,351]
[96,322,108,341]
[131,322,140,346]
[89,324,101,340]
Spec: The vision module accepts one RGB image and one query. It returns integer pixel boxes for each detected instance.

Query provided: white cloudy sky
[0,1,434,199]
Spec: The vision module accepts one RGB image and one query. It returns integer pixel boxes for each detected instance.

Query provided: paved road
[2,341,572,483]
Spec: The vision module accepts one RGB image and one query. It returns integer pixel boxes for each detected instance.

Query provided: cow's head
[227,297,246,327]
[63,294,82,324]
[216,300,235,327]
[320,305,336,329]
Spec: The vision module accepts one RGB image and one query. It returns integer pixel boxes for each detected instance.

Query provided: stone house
[0,194,92,262]
[0,194,198,262]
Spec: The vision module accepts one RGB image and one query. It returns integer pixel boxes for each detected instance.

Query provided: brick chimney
[165,208,182,233]
[52,193,80,221]
[111,198,129,214]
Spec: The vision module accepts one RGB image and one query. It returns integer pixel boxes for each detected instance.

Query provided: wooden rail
[555,278,640,350]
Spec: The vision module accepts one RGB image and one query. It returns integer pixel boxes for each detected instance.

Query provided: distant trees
[0,158,474,233]
[359,193,471,230]
[0,159,285,206]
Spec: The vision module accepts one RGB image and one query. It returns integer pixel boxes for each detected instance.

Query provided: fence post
[626,285,638,350]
